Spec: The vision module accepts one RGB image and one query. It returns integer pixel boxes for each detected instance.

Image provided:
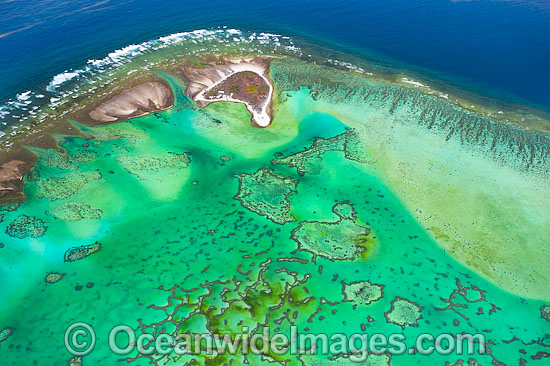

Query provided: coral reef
[52,202,103,221]
[444,360,482,366]
[68,356,82,366]
[271,58,550,173]
[541,305,550,322]
[0,327,13,344]
[326,352,392,366]
[45,272,65,284]
[35,170,102,201]
[64,242,102,262]
[291,202,370,262]
[5,214,48,239]
[234,168,297,224]
[117,153,190,180]
[342,280,384,306]
[126,258,320,365]
[0,202,21,212]
[38,149,95,170]
[103,124,149,144]
[384,297,423,330]
[272,130,370,175]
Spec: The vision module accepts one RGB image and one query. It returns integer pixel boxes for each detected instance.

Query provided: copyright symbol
[64,322,96,356]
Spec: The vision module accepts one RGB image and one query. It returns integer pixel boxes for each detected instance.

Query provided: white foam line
[401,77,428,88]
[0,28,302,140]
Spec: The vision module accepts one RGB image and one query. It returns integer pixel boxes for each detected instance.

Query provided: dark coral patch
[6,214,48,239]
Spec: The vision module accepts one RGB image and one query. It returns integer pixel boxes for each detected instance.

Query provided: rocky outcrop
[89,82,173,123]
[0,160,34,204]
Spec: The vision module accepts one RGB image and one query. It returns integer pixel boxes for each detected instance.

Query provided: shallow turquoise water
[0,70,548,365]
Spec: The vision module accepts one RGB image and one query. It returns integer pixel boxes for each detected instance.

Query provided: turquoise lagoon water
[0,54,549,364]
[0,1,549,365]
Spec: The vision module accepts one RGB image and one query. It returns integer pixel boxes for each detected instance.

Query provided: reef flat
[268,57,550,300]
[0,29,549,366]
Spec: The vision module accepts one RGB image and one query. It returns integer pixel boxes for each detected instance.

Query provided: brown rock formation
[88,82,173,123]
[0,160,35,204]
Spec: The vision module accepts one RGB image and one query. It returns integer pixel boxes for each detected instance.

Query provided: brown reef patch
[541,305,550,322]
[45,272,65,284]
[0,327,13,344]
[64,242,102,262]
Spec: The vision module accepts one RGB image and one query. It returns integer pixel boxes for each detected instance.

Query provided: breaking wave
[0,27,303,140]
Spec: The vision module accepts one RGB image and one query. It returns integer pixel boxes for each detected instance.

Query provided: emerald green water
[0,69,549,365]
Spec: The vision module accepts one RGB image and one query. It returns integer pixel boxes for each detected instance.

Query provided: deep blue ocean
[0,0,549,111]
